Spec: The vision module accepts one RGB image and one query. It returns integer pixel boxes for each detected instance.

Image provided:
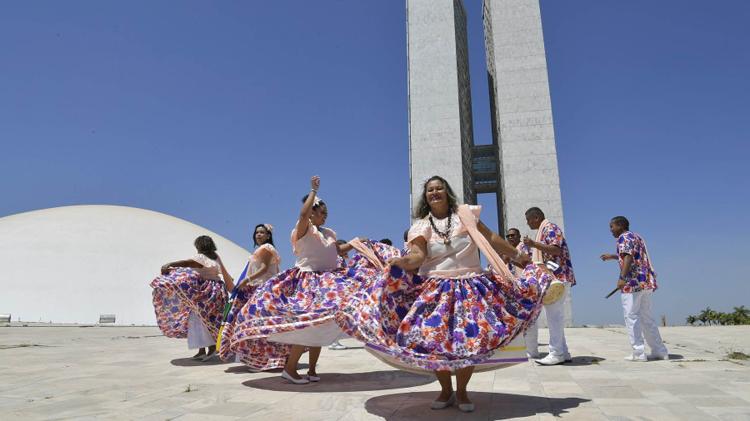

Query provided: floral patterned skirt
[217,281,260,362]
[150,268,227,340]
[337,264,553,372]
[228,257,375,370]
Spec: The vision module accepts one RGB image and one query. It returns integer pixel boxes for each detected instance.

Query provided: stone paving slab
[1,326,748,420]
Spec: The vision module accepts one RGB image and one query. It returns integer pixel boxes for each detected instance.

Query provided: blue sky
[1,1,748,325]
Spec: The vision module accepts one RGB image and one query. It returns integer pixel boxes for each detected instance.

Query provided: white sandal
[430,392,455,410]
[281,370,310,384]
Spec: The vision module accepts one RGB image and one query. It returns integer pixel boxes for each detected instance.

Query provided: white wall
[0,205,250,325]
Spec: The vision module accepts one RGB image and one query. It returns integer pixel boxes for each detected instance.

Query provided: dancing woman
[338,176,555,412]
[232,176,363,384]
[150,235,233,361]
[219,224,281,366]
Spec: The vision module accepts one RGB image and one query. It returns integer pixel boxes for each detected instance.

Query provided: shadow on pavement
[366,391,590,420]
[564,355,606,366]
[169,357,231,367]
[531,353,605,367]
[666,354,684,360]
[243,369,434,392]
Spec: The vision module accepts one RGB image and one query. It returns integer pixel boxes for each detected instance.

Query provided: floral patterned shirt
[617,231,657,293]
[538,222,576,286]
[508,242,532,276]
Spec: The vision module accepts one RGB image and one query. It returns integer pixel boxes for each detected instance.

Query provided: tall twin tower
[407,0,564,235]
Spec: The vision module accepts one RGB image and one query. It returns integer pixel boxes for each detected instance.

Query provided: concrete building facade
[407,0,475,209]
[483,0,564,234]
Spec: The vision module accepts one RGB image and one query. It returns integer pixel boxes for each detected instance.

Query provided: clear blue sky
[1,1,748,325]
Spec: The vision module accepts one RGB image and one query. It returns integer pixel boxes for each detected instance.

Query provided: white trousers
[525,284,569,357]
[187,311,214,349]
[621,290,668,357]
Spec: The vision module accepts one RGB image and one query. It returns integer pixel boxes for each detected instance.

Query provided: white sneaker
[535,354,566,366]
[648,353,668,361]
[624,354,647,362]
[306,373,321,382]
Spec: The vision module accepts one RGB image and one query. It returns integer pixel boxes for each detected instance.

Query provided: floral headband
[263,224,273,232]
[313,196,324,208]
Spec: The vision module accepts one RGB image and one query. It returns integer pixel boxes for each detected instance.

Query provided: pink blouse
[291,222,338,272]
[249,243,281,283]
[190,254,224,281]
[407,205,484,278]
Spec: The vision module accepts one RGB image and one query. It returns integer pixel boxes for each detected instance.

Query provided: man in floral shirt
[522,207,575,366]
[505,228,531,277]
[601,216,668,362]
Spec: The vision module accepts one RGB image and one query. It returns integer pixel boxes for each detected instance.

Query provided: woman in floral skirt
[337,176,556,412]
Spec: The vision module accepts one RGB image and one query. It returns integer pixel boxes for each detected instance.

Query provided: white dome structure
[0,205,250,325]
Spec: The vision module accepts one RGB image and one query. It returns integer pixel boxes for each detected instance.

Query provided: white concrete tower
[483,0,564,234]
[407,0,475,212]
[484,0,570,325]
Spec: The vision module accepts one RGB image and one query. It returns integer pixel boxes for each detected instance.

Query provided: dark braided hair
[194,235,218,260]
[414,175,459,219]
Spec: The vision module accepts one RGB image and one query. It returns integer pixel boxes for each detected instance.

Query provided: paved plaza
[1,325,749,420]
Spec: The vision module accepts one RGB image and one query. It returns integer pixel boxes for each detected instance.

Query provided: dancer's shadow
[665,354,684,361]
[366,391,590,420]
[565,355,606,366]
[532,353,605,367]
[170,357,231,367]
[243,370,434,392]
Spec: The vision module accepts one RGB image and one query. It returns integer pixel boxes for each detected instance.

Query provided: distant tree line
[686,306,749,326]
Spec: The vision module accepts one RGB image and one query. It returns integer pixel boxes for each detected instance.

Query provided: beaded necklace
[429,210,453,245]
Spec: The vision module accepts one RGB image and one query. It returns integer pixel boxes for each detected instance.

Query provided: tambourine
[537,260,565,305]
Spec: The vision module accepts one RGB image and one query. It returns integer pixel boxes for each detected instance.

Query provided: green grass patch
[726,351,749,360]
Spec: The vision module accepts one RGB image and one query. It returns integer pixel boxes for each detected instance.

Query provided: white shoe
[535,353,566,366]
[458,402,475,413]
[430,392,455,410]
[306,373,321,382]
[648,353,668,361]
[281,370,310,384]
[624,354,647,362]
[328,342,347,350]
